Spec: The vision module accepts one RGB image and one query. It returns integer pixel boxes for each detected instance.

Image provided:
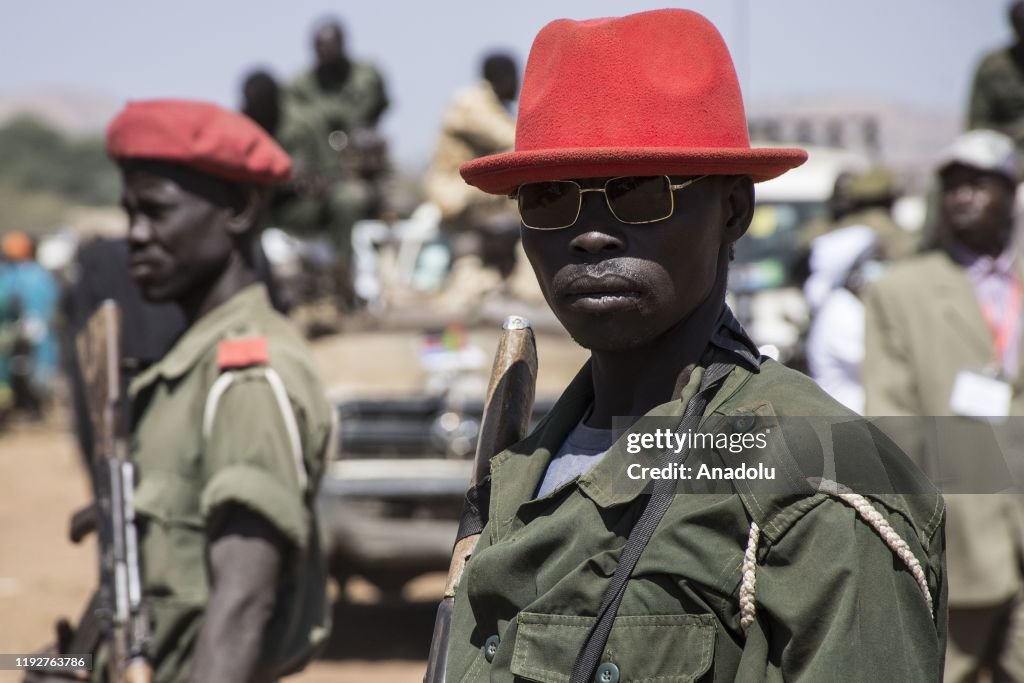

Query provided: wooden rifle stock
[424,316,538,683]
[76,301,152,683]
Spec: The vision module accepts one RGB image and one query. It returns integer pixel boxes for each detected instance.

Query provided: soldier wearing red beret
[99,99,332,683]
[439,10,947,682]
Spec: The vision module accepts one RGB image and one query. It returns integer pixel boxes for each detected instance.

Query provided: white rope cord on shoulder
[203,372,237,439]
[739,521,760,633]
[738,478,934,635]
[262,367,309,492]
[202,367,308,493]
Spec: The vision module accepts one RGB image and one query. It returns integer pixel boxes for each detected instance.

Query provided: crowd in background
[0,231,58,424]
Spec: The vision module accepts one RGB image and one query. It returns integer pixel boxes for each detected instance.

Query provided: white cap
[937,129,1019,184]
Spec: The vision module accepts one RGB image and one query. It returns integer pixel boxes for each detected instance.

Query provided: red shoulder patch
[217,336,269,369]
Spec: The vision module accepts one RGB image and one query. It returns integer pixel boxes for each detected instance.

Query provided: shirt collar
[949,241,1018,278]
[487,307,761,528]
[129,284,269,394]
[709,305,762,373]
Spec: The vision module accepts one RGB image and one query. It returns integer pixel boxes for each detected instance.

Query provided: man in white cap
[865,128,1024,682]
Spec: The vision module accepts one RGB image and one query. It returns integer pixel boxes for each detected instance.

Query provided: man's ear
[224,186,264,236]
[720,175,755,245]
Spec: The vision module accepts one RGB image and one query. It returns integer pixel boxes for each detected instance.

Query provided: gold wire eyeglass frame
[510,175,708,230]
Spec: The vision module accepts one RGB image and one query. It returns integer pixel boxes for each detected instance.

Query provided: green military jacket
[117,284,333,683]
[969,46,1024,152]
[448,352,946,682]
[287,62,390,133]
[274,69,384,247]
[269,100,339,237]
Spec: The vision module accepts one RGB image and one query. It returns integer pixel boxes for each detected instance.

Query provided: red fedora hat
[461,9,807,195]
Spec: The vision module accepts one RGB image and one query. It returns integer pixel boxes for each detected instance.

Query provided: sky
[0,0,1011,168]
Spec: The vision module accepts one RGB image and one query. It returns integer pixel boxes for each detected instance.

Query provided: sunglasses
[511,175,707,231]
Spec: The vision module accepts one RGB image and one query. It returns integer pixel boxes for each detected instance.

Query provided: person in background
[243,69,331,199]
[288,18,389,135]
[796,172,855,250]
[791,171,855,287]
[0,241,15,418]
[805,226,884,413]
[242,68,362,250]
[0,231,59,419]
[864,128,1024,682]
[969,1,1024,155]
[804,167,912,313]
[837,167,916,260]
[425,52,547,311]
[276,21,392,310]
[425,52,518,240]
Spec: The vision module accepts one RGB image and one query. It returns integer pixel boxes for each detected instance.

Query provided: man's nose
[569,230,626,255]
[569,194,627,255]
[127,216,153,245]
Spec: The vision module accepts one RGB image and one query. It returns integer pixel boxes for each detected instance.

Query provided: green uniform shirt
[274,68,385,247]
[447,354,947,682]
[121,284,332,683]
[277,100,335,175]
[269,101,340,237]
[969,46,1024,152]
[286,62,389,134]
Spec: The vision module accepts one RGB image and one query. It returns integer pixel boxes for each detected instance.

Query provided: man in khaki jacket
[424,52,518,233]
[425,52,527,307]
[864,128,1024,682]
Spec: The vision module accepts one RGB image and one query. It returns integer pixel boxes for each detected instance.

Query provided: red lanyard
[980,278,1023,364]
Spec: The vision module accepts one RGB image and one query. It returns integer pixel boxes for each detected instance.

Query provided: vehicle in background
[731,144,872,369]
[315,324,584,596]
[318,392,556,593]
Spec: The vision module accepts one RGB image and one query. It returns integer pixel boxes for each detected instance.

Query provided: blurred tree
[0,115,119,233]
[0,115,118,205]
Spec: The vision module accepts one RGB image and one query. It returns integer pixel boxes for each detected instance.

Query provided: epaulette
[216,336,269,370]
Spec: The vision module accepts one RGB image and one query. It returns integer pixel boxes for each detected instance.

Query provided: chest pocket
[509,612,715,683]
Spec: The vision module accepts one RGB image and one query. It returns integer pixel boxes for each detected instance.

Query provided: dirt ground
[0,325,587,682]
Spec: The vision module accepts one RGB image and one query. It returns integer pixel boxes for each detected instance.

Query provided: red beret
[461,9,807,195]
[106,99,292,185]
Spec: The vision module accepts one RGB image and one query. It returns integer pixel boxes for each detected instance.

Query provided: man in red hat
[442,10,946,682]
[90,99,332,683]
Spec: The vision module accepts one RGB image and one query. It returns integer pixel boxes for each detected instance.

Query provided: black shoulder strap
[455,474,491,543]
[568,359,736,683]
